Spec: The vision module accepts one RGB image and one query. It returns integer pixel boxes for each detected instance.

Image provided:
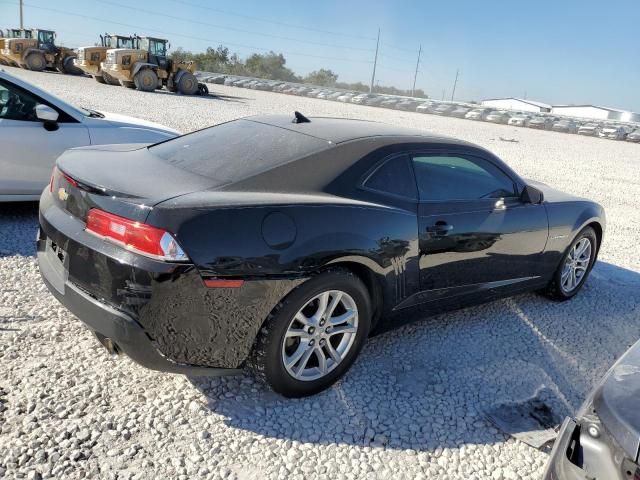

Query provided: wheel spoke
[294,345,316,375]
[325,292,343,320]
[286,341,310,368]
[329,324,357,336]
[285,328,312,340]
[311,292,330,322]
[325,342,342,364]
[315,347,327,374]
[329,309,356,326]
[294,312,312,326]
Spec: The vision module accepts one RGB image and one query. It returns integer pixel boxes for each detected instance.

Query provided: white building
[480,98,551,113]
[551,105,640,122]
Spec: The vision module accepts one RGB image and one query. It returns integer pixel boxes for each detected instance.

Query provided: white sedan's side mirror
[35,104,59,122]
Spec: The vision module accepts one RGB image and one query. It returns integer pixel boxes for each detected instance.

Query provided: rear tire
[248,270,371,397]
[25,52,46,72]
[134,69,158,92]
[94,75,106,84]
[176,72,198,95]
[543,227,597,301]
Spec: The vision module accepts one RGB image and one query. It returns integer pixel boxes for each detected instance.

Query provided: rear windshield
[150,119,330,187]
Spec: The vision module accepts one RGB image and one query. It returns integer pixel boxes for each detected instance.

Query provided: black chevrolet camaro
[38,114,605,397]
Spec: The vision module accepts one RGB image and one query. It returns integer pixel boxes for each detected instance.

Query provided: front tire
[25,52,46,72]
[543,227,597,301]
[249,270,371,397]
[134,69,158,92]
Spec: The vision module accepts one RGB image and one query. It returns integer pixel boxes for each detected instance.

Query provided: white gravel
[1,66,639,480]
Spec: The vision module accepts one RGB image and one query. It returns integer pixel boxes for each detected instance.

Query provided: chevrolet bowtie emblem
[57,187,69,201]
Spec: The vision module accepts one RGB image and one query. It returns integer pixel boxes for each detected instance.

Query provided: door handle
[426,222,453,236]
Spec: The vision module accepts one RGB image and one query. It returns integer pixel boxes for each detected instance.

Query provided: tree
[303,69,338,86]
[243,51,299,81]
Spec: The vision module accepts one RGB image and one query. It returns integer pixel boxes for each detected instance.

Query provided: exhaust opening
[94,332,121,356]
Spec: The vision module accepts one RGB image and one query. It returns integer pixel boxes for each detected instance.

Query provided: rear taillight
[85,208,189,262]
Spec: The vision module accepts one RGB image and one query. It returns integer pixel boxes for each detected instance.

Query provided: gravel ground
[1,66,639,480]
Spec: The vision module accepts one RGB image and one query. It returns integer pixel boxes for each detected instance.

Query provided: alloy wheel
[561,238,592,293]
[282,290,358,382]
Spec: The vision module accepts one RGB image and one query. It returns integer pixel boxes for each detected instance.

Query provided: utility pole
[19,0,24,28]
[369,28,380,93]
[411,45,422,97]
[441,89,445,100]
[450,69,459,101]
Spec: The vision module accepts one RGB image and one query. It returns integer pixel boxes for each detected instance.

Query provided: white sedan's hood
[98,111,180,135]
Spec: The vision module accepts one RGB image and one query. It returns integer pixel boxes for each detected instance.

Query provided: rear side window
[150,120,330,187]
[363,155,417,199]
[412,154,517,202]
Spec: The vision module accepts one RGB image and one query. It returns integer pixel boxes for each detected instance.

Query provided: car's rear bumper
[38,245,238,376]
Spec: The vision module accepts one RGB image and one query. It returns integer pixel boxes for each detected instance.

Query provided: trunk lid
[54,144,218,222]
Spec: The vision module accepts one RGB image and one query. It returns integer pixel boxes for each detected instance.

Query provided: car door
[412,151,548,301]
[0,78,90,197]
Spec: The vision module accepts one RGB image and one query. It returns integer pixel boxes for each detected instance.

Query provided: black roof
[246,114,469,146]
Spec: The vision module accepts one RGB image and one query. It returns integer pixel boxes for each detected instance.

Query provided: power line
[14,2,374,64]
[91,0,375,53]
[169,0,377,42]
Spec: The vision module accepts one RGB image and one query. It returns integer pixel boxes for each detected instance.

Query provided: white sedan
[0,69,179,201]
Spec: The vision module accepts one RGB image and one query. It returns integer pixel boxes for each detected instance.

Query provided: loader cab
[35,30,56,52]
[101,34,139,50]
[140,37,168,70]
[9,29,32,39]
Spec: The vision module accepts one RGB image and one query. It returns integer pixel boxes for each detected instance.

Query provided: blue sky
[2,0,639,111]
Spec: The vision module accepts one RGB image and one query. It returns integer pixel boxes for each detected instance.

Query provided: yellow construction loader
[76,33,139,84]
[100,36,208,95]
[0,28,32,66]
[1,29,82,75]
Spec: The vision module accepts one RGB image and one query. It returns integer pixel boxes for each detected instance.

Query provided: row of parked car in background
[199,72,640,142]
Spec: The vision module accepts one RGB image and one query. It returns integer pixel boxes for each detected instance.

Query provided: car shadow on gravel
[0,202,39,257]
[188,261,640,452]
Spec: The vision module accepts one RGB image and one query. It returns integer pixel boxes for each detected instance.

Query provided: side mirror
[36,104,59,122]
[521,185,544,204]
[35,104,59,131]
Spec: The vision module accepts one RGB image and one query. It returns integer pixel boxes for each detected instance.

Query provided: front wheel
[25,52,46,72]
[249,270,371,397]
[134,69,158,92]
[543,227,597,301]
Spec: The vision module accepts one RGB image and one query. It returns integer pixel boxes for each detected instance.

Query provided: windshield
[37,30,55,45]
